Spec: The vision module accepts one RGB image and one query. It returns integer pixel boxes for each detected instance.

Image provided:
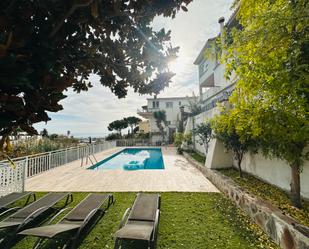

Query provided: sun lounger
[114,193,160,249]
[0,192,36,218]
[19,193,113,249]
[0,192,72,247]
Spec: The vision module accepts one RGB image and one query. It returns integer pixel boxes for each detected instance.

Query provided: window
[166,102,173,108]
[152,101,159,108]
[199,60,208,76]
[166,121,171,125]
[179,101,181,106]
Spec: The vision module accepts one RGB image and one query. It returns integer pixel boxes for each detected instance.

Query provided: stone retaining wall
[184,153,309,249]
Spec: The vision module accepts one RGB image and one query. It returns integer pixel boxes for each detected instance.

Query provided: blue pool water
[88,148,164,171]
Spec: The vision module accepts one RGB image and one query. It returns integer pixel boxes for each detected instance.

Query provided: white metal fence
[0,141,116,197]
[115,139,150,147]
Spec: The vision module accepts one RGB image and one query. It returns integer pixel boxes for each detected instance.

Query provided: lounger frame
[0,192,73,248]
[114,194,160,249]
[0,192,36,218]
[30,194,114,249]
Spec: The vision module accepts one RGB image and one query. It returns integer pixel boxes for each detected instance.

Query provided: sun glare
[168,58,186,75]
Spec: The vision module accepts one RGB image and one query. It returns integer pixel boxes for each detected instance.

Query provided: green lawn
[7,192,279,249]
[219,168,309,227]
[189,151,206,164]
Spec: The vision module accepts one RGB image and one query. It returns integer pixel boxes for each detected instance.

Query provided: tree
[105,133,121,141]
[222,0,308,207]
[188,93,202,116]
[211,111,256,177]
[153,110,167,142]
[0,0,192,148]
[41,129,49,137]
[107,119,128,135]
[193,122,212,155]
[174,132,192,154]
[125,116,141,134]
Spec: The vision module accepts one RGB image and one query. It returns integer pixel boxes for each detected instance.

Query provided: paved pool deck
[25,147,219,192]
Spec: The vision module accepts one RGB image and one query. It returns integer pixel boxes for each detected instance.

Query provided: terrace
[25,146,218,193]
[0,143,280,249]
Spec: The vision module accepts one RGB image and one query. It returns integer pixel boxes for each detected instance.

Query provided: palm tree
[153,111,167,142]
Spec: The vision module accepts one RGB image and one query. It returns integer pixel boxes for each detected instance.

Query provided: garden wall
[184,153,309,249]
[238,153,309,199]
[187,108,309,199]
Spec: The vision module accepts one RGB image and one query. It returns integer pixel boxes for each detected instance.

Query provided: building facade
[137,96,194,144]
[138,120,150,134]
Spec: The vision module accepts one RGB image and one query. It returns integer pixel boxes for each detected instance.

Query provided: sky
[34,0,234,138]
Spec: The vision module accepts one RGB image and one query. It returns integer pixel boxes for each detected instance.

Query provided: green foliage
[173,132,192,151]
[224,0,308,166]
[153,110,167,140]
[124,116,141,134]
[211,111,257,177]
[40,129,49,137]
[173,132,184,147]
[11,192,279,249]
[193,122,212,154]
[107,119,128,134]
[107,116,141,136]
[105,133,122,141]
[1,136,78,159]
[220,0,309,207]
[220,168,309,227]
[187,93,202,116]
[0,0,193,137]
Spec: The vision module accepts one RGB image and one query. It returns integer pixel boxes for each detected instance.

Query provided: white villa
[137,96,194,144]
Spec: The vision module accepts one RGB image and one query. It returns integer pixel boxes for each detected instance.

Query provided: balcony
[201,86,222,102]
[137,106,160,118]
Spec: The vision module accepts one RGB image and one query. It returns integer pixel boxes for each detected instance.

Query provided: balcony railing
[201,86,222,101]
[137,107,160,113]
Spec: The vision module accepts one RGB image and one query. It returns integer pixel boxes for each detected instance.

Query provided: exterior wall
[188,104,309,199]
[138,120,150,133]
[238,152,309,199]
[148,117,160,133]
[191,107,220,154]
[147,97,191,128]
[199,57,217,86]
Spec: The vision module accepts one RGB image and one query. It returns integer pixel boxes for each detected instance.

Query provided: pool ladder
[80,152,98,167]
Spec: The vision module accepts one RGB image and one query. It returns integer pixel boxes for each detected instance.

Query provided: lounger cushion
[64,194,108,221]
[0,192,30,209]
[114,223,154,241]
[0,221,23,229]
[129,194,159,222]
[19,224,81,238]
[12,193,68,219]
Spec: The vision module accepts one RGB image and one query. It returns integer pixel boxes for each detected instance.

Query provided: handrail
[0,142,115,164]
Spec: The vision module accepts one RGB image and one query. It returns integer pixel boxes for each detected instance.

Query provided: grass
[6,192,279,249]
[219,168,309,227]
[189,151,206,164]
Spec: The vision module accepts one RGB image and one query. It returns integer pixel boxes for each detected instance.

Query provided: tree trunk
[204,142,208,156]
[235,150,243,178]
[290,162,302,208]
[237,160,243,178]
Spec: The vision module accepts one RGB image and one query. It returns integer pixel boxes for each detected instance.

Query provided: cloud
[34,0,234,137]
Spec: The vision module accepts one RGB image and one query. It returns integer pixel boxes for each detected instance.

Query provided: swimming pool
[88,148,165,171]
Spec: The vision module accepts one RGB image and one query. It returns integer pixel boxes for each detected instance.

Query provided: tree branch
[49,0,94,38]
